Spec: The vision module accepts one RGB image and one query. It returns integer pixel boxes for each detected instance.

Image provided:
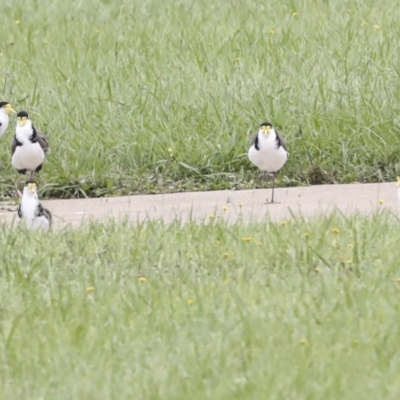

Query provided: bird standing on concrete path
[18,181,52,231]
[248,122,288,203]
[0,101,16,167]
[11,111,49,180]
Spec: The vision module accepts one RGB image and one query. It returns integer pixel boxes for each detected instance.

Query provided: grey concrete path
[0,182,398,228]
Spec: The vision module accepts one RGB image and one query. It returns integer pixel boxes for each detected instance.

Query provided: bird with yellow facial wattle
[11,111,49,180]
[17,180,52,231]
[248,121,288,203]
[0,101,16,166]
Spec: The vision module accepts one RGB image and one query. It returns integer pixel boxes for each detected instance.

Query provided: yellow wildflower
[187,299,194,305]
[347,243,354,249]
[241,237,252,242]
[222,252,230,258]
[15,20,21,24]
[208,214,215,219]
[378,198,385,204]
[138,276,147,282]
[292,12,298,16]
[361,21,368,26]
[269,29,275,35]
[347,259,353,265]
[280,220,288,226]
[374,25,381,29]
[299,338,308,345]
[222,206,228,211]
[314,267,321,273]
[86,286,95,293]
[331,228,340,235]
[303,232,310,238]
[234,57,240,62]
[238,202,243,207]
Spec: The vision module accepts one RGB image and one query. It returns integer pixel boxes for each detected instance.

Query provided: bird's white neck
[16,122,33,143]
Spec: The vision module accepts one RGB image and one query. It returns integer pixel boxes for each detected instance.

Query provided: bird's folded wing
[37,130,50,153]
[276,130,288,152]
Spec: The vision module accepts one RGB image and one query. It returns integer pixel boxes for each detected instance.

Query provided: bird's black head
[17,111,29,119]
[260,122,273,128]
[0,101,10,108]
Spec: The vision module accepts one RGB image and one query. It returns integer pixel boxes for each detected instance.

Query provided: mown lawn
[0,0,400,198]
[1,211,400,399]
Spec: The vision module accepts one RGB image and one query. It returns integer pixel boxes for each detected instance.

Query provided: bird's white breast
[248,132,288,173]
[20,196,40,230]
[12,143,45,171]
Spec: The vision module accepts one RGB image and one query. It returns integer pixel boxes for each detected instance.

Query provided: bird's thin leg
[270,173,276,203]
[29,171,34,180]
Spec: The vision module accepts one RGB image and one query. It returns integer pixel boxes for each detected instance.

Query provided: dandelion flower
[138,276,147,282]
[292,12,298,16]
[314,267,321,273]
[187,299,194,305]
[208,214,215,219]
[378,198,385,204]
[222,205,228,211]
[95,29,101,33]
[347,259,353,265]
[222,252,230,258]
[0,52,3,57]
[299,338,308,345]
[86,286,95,293]
[280,220,288,226]
[241,237,252,242]
[331,228,340,235]
[361,21,368,26]
[238,202,243,207]
[374,25,381,29]
[303,232,310,238]
[15,20,21,24]
[234,57,240,62]
[269,29,275,35]
[396,277,400,283]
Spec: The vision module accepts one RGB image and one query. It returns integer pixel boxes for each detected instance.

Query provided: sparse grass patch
[1,0,400,198]
[1,211,400,399]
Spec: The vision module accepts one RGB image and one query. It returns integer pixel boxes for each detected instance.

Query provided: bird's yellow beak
[18,116,27,126]
[27,183,37,192]
[261,126,271,135]
[397,176,400,187]
[5,104,16,114]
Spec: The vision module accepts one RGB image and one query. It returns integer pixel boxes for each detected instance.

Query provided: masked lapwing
[11,111,49,180]
[248,121,288,203]
[18,180,52,231]
[0,101,16,166]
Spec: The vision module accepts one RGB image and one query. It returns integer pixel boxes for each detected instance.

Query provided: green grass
[1,0,400,198]
[1,211,400,399]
